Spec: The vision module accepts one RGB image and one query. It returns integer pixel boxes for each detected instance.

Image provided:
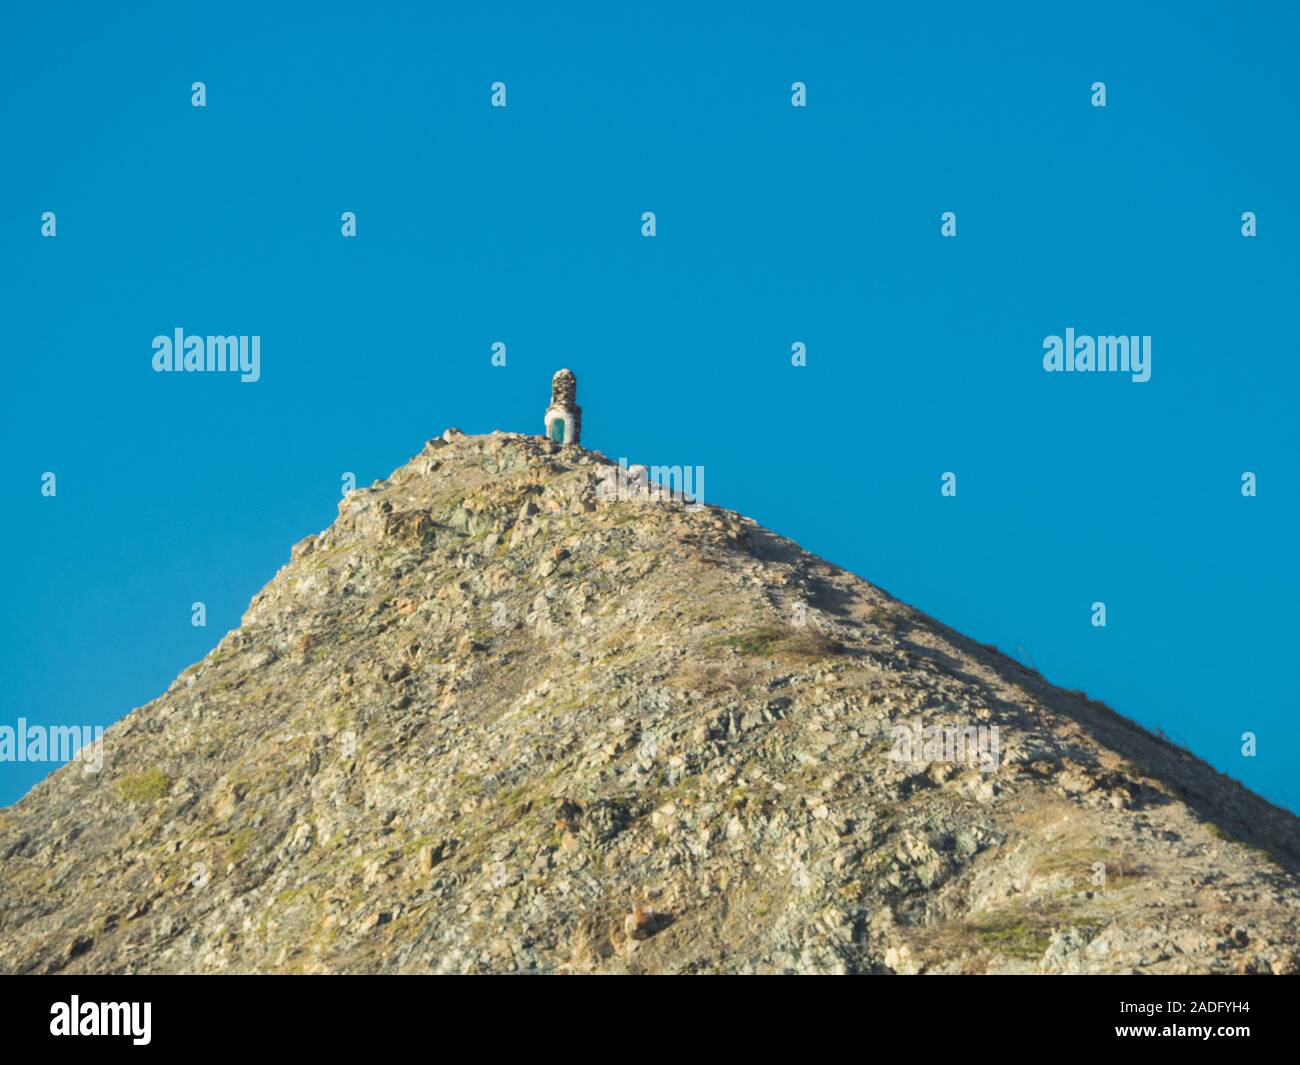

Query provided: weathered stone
[0,430,1296,977]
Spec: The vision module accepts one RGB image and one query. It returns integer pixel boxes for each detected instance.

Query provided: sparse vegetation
[706,625,843,660]
[972,914,1054,960]
[114,769,170,804]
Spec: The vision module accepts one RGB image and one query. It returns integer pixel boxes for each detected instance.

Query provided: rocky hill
[2,431,1297,974]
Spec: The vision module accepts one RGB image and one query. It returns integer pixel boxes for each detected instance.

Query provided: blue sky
[3,1,1297,810]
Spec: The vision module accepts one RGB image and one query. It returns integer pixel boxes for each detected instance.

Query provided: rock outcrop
[1,432,1297,974]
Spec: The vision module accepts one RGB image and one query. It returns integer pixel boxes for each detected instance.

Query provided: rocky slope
[2,431,1298,974]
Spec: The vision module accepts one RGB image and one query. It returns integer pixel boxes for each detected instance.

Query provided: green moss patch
[115,769,171,804]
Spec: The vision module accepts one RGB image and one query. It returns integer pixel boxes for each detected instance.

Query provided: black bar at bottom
[0,972,1289,1052]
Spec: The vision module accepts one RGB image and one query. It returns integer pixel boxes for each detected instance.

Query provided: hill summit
[2,430,1297,974]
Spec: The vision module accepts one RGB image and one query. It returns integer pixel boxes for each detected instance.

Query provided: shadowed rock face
[1,432,1297,975]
